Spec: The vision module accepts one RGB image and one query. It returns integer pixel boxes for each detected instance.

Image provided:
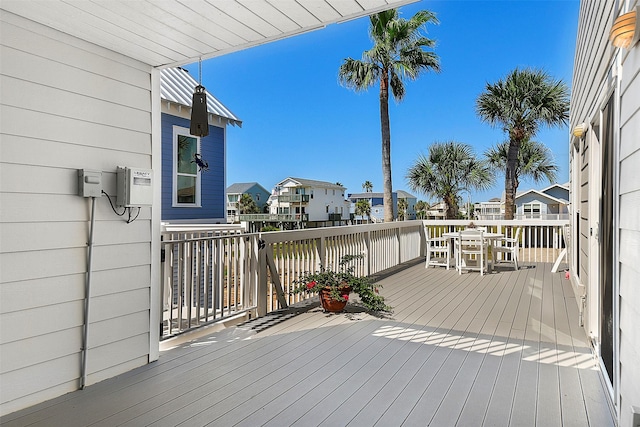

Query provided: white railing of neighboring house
[159,218,568,337]
[475,213,570,221]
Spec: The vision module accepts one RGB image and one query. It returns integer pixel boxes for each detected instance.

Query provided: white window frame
[172,126,201,207]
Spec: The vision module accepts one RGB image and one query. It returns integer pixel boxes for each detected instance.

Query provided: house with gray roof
[226,182,269,223]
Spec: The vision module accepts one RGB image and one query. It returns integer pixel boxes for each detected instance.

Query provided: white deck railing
[160,219,568,337]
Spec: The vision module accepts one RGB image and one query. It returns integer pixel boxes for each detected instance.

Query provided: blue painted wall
[161,113,226,221]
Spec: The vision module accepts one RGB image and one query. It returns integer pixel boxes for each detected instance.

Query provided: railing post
[257,237,268,317]
[318,236,327,271]
[364,230,371,276]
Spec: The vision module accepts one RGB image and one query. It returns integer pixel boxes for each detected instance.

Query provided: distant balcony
[238,213,309,222]
[328,213,342,221]
[278,194,310,203]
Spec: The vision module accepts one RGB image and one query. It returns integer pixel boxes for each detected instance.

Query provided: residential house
[267,177,350,228]
[514,182,570,219]
[396,190,418,220]
[160,67,241,224]
[348,192,398,223]
[0,0,414,415]
[474,183,570,220]
[474,197,503,220]
[226,182,269,223]
[568,2,640,426]
[425,201,447,220]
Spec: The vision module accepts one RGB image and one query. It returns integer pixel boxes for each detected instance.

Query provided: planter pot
[318,286,352,312]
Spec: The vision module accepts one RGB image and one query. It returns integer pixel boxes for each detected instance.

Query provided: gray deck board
[1,262,615,427]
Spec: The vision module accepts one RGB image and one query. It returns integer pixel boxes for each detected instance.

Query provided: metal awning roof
[161,67,242,126]
[1,0,417,68]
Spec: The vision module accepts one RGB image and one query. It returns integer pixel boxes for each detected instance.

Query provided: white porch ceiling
[1,0,417,68]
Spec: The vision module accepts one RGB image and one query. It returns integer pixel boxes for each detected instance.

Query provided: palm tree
[476,68,569,220]
[237,193,259,214]
[406,141,493,219]
[355,199,371,223]
[415,200,429,219]
[397,198,408,221]
[362,180,373,193]
[484,139,558,196]
[340,9,440,222]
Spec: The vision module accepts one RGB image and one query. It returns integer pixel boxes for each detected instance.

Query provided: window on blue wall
[173,126,201,207]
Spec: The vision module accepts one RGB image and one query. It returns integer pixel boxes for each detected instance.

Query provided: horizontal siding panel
[90,242,150,272]
[0,327,81,375]
[0,46,150,111]
[620,191,640,231]
[0,193,151,223]
[0,12,150,83]
[619,150,640,194]
[0,274,83,315]
[620,110,640,161]
[0,247,86,283]
[88,311,149,349]
[619,229,640,268]
[87,335,149,381]
[0,300,82,344]
[86,356,148,389]
[0,219,151,253]
[0,353,80,413]
[90,266,150,299]
[0,241,150,283]
[90,288,149,324]
[0,113,151,158]
[1,76,151,134]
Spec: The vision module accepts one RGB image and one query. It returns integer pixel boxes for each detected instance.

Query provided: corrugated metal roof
[160,67,242,127]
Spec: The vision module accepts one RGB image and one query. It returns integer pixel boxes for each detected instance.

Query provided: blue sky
[185,0,579,204]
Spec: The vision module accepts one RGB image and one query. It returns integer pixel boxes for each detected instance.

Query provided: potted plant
[292,254,391,313]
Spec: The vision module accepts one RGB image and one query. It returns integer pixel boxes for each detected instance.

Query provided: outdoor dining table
[442,231,504,272]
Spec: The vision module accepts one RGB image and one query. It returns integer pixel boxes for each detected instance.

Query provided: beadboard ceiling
[2,0,417,68]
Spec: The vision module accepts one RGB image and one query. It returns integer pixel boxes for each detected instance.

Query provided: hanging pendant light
[190,58,209,137]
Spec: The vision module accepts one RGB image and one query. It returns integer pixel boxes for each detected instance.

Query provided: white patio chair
[455,230,489,275]
[492,227,521,270]
[425,228,451,269]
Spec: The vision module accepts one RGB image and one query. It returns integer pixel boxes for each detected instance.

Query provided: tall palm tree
[362,180,373,193]
[340,9,440,222]
[406,141,493,219]
[484,139,558,196]
[476,68,569,219]
[355,199,371,223]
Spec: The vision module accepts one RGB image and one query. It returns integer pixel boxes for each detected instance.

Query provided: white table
[442,231,504,272]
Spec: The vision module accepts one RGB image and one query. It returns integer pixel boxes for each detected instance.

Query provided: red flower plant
[306,281,317,290]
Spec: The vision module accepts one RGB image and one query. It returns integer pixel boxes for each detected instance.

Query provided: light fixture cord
[198,57,202,86]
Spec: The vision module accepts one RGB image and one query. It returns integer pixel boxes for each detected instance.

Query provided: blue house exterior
[160,68,241,223]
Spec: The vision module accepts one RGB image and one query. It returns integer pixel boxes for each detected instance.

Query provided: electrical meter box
[116,167,153,207]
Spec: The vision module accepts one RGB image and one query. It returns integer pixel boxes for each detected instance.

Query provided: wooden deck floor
[2,261,615,426]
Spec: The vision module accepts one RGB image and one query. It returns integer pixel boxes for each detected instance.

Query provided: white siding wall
[308,187,345,221]
[570,1,640,425]
[618,3,640,423]
[0,11,153,415]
